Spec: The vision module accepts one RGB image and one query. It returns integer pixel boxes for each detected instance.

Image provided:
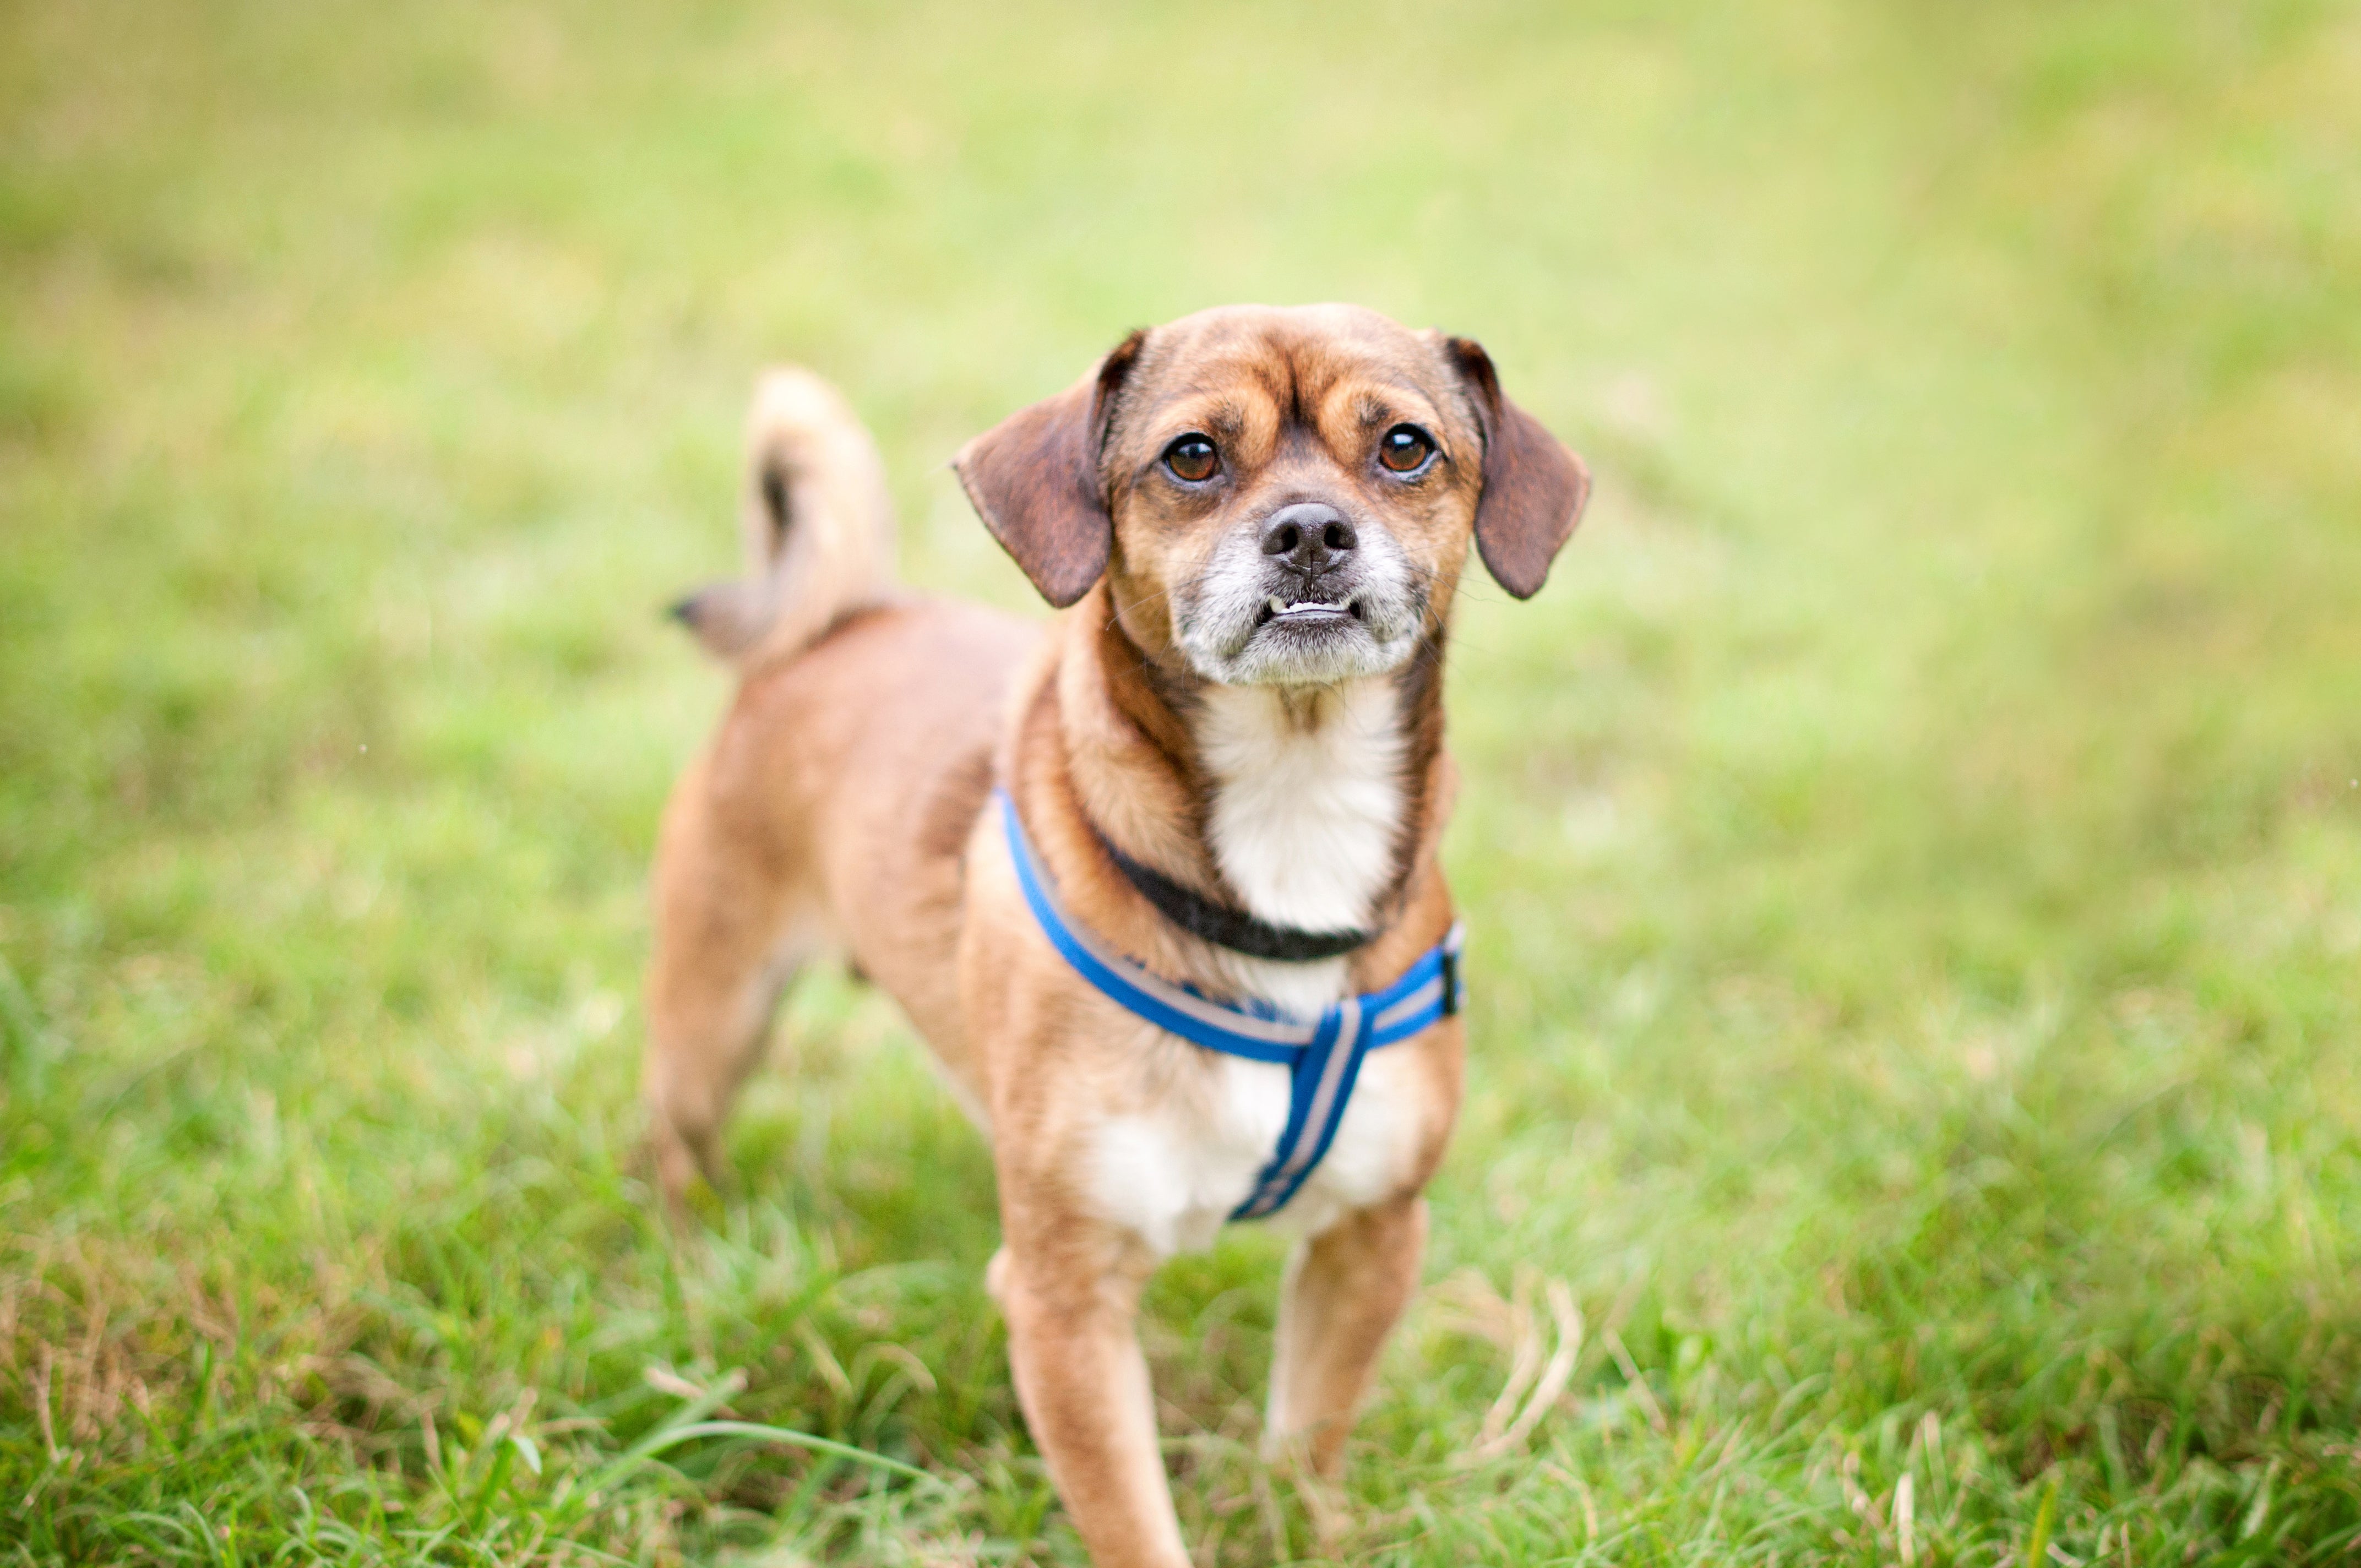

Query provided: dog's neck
[1190,680,1409,935]
[1056,584,1446,998]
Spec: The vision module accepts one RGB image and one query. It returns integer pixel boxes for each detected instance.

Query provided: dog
[646,303,1588,1566]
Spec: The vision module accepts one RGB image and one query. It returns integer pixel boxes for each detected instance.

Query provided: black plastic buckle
[1440,947,1461,1017]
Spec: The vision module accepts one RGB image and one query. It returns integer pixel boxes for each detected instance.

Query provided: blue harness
[996,790,1462,1221]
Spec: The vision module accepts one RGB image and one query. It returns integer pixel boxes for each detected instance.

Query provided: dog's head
[955,303,1589,686]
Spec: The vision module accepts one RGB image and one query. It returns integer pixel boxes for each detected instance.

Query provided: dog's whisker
[1104,571,1210,628]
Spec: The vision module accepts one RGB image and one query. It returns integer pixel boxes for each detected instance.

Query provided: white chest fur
[1195,680,1406,1017]
[1089,1041,1426,1256]
[1085,678,1419,1256]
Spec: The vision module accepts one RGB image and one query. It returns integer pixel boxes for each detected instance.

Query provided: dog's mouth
[1177,545,1417,682]
[1254,594,1364,629]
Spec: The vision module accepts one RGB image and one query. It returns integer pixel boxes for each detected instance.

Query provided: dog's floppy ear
[1442,335,1591,600]
[954,331,1146,608]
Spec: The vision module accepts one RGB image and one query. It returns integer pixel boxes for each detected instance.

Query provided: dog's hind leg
[642,753,820,1216]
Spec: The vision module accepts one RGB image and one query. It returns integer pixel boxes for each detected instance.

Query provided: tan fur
[645,306,1586,1566]
[669,367,899,664]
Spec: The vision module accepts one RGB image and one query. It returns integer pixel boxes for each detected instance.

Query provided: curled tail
[670,367,897,666]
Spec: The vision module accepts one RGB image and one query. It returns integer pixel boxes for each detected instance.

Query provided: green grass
[5,0,2360,1561]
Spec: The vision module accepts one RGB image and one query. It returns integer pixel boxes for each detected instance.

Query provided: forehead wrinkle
[1201,399,1253,444]
[1243,342,1299,429]
[1124,322,1449,459]
[1125,384,1276,462]
[1316,374,1445,438]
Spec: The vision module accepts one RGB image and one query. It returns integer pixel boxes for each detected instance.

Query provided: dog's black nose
[1260,503,1357,578]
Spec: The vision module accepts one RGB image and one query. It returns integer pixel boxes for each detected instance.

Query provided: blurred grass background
[4,0,2360,1562]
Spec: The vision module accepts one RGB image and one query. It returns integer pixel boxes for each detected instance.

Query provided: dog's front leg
[1265,1193,1428,1477]
[990,1231,1189,1568]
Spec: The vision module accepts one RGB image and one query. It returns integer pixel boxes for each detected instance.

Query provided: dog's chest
[1089,1043,1423,1256]
[1086,680,1419,1255]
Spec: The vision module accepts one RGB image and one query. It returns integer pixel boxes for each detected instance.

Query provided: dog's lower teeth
[1263,597,1354,623]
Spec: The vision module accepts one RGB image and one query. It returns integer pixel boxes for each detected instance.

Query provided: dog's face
[1100,307,1487,686]
[956,304,1589,687]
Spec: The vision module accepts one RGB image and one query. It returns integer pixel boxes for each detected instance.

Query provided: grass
[4,0,2360,1561]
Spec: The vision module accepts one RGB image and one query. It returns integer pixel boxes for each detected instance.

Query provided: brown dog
[646,304,1587,1566]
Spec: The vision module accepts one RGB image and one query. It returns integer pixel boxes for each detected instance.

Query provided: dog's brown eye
[1163,434,1219,483]
[1379,426,1434,473]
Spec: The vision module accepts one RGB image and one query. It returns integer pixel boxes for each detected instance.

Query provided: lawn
[4,1,2360,1562]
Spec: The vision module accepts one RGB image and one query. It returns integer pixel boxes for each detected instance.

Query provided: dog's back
[645,371,1031,1197]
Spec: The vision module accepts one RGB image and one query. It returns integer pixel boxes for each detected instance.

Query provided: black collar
[1092,829,1373,963]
